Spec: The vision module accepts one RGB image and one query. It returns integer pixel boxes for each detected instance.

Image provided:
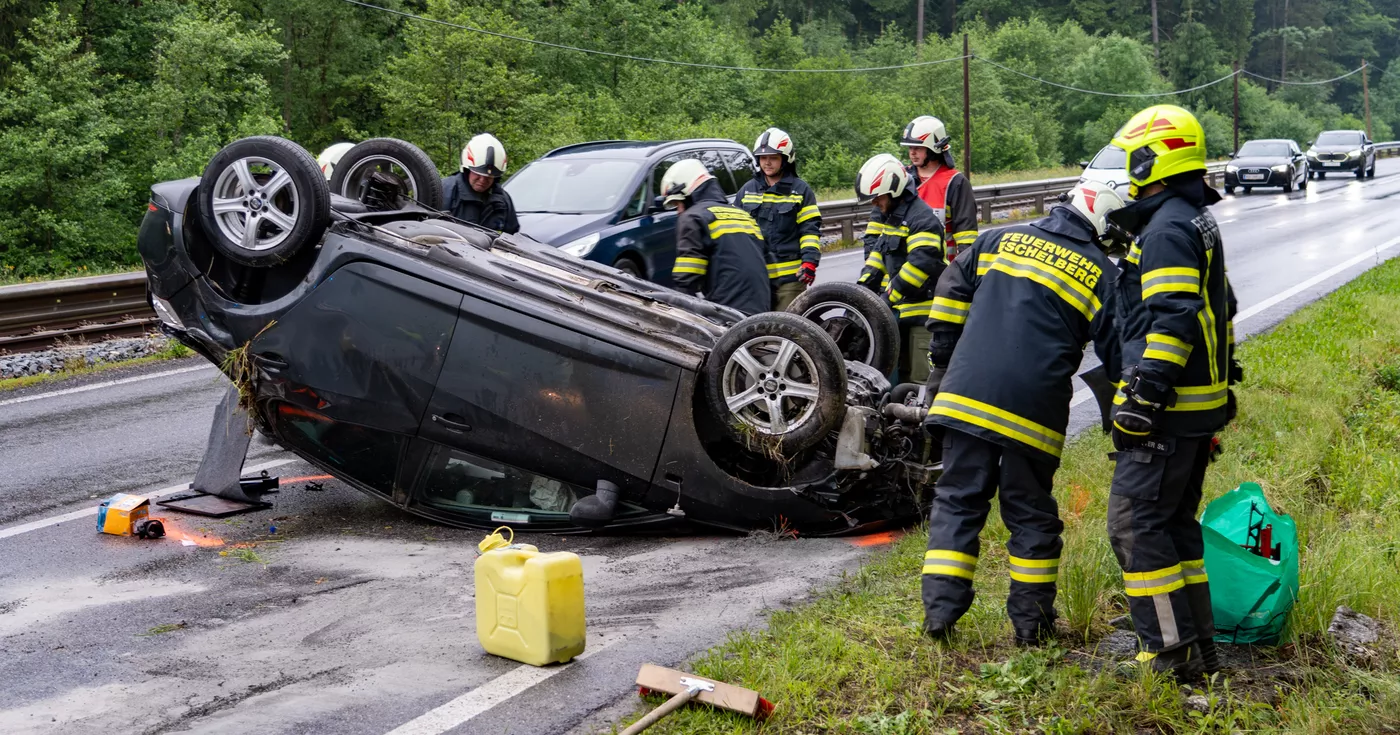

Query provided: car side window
[700,149,738,195]
[723,149,756,189]
[649,152,699,202]
[622,181,647,219]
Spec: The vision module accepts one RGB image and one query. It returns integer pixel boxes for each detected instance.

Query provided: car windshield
[504,158,642,214]
[1088,146,1126,169]
[1237,142,1290,158]
[1316,132,1363,147]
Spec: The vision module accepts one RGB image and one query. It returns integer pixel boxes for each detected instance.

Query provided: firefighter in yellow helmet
[1103,104,1240,680]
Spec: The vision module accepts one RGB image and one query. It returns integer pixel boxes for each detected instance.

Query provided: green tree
[0,7,127,278]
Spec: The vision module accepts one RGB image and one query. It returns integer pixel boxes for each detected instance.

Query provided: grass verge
[0,339,193,393]
[633,257,1400,732]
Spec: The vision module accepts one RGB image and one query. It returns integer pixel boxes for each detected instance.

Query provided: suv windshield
[505,158,642,214]
[1316,132,1363,147]
[1088,145,1126,169]
[1237,142,1290,158]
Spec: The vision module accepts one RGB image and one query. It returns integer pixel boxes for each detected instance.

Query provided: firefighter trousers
[897,325,932,385]
[1107,436,1215,653]
[923,429,1063,631]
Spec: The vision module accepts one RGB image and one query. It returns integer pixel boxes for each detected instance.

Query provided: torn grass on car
[633,257,1400,733]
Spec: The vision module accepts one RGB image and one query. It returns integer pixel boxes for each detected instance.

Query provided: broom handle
[618,687,700,735]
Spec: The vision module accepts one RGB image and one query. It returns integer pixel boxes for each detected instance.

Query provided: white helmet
[1066,180,1128,237]
[317,142,355,180]
[462,133,507,178]
[753,127,795,162]
[659,158,714,208]
[900,116,951,152]
[854,153,910,204]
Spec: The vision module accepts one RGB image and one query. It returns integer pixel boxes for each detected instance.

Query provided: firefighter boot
[1013,623,1055,648]
[1121,645,1204,683]
[922,617,955,642]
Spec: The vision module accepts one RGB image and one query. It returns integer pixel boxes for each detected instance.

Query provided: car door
[254,261,462,498]
[723,148,757,192]
[632,151,700,285]
[413,292,682,522]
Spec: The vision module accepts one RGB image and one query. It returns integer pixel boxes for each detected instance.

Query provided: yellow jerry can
[97,493,151,536]
[474,527,585,666]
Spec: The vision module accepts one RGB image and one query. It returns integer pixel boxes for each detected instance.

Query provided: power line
[338,0,970,74]
[975,56,1240,97]
[1241,65,1368,85]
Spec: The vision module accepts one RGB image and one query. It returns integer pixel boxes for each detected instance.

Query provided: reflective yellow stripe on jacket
[983,251,1101,321]
[929,296,970,325]
[673,256,708,276]
[740,193,803,205]
[1144,333,1193,367]
[928,392,1066,457]
[951,230,978,246]
[1141,266,1200,299]
[708,220,763,240]
[796,204,821,223]
[1114,380,1227,411]
[767,259,801,278]
[800,234,820,251]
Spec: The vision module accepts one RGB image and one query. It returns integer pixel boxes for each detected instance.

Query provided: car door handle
[252,352,289,370]
[432,413,471,433]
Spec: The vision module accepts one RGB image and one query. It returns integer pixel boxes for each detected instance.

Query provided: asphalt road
[2,159,1398,734]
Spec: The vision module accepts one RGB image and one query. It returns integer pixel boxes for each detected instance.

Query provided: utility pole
[949,0,957,35]
[1233,62,1240,154]
[962,33,971,177]
[1151,0,1160,62]
[916,0,925,47]
[1363,59,1373,139]
[1281,0,1289,81]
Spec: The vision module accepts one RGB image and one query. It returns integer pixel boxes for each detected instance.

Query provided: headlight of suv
[1348,149,1362,159]
[1271,164,1289,173]
[560,232,600,258]
[1307,149,1318,159]
[1225,164,1238,173]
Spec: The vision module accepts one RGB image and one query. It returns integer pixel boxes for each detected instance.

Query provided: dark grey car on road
[1307,130,1376,179]
[1224,139,1308,194]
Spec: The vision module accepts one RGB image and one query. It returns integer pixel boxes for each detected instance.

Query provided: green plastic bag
[1201,482,1300,645]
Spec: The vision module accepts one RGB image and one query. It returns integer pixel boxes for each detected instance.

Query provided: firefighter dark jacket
[1106,177,1237,438]
[857,190,946,326]
[907,164,979,257]
[442,173,520,234]
[925,206,1121,464]
[671,178,771,316]
[735,172,822,285]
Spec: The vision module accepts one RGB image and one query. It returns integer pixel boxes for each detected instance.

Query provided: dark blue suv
[502,140,756,286]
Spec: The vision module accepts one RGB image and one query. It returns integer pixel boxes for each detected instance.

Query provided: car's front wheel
[197,136,331,268]
[786,282,900,375]
[704,312,847,456]
[330,138,445,210]
[612,255,645,279]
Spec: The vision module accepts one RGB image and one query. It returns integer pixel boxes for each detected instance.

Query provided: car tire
[786,282,900,375]
[612,255,645,279]
[330,138,445,211]
[197,136,330,268]
[1225,185,1235,194]
[1243,186,1252,194]
[1283,177,1293,193]
[704,311,847,456]
[1300,173,1308,190]
[1318,171,1327,180]
[1368,161,1376,178]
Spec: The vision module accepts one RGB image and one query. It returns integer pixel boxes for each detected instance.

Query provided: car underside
[137,136,940,536]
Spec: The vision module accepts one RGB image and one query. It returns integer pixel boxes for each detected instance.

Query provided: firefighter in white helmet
[855,153,947,384]
[919,179,1125,646]
[317,142,356,181]
[901,116,979,260]
[442,133,519,233]
[663,158,770,316]
[734,128,823,310]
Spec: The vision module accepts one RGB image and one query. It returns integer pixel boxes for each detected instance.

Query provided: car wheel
[330,138,445,210]
[1243,186,1252,194]
[612,255,645,279]
[1356,167,1366,179]
[1283,178,1293,193]
[704,311,847,456]
[1368,162,1376,178]
[1225,185,1235,194]
[197,136,330,268]
[786,282,899,375]
[1300,173,1308,190]
[1318,171,1327,180]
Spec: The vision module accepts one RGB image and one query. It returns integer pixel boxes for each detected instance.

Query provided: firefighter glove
[797,261,817,286]
[1112,395,1159,452]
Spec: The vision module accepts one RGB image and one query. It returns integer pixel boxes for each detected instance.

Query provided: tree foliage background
[0,0,1396,278]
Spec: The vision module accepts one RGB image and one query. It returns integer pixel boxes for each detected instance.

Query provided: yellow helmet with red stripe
[1111,105,1207,191]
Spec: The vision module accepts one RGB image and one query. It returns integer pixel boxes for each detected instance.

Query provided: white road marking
[383,632,629,735]
[0,457,295,540]
[1071,233,1400,408]
[0,363,217,408]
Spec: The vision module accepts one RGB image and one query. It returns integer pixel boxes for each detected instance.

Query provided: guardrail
[1,148,1393,355]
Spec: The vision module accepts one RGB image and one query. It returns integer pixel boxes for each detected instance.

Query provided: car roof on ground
[540,139,748,159]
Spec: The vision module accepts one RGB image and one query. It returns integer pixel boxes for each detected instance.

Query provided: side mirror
[1078,160,1090,168]
[651,195,666,212]
[1227,151,1236,158]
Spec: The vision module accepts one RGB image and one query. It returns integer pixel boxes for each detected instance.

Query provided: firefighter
[735,128,823,310]
[442,133,520,234]
[855,153,947,384]
[901,116,979,260]
[1104,104,1238,680]
[919,181,1125,644]
[663,158,770,316]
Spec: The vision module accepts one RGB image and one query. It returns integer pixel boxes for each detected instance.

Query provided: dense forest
[1,0,1396,278]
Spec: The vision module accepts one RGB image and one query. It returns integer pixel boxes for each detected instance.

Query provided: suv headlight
[560,232,600,257]
[1307,149,1318,159]
[1225,164,1238,173]
[1348,149,1362,159]
[1271,164,1289,173]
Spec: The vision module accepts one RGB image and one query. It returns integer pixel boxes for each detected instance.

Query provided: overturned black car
[138,136,937,535]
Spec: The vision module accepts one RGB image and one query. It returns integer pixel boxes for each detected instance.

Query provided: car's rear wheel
[197,136,330,268]
[330,138,444,210]
[786,282,899,375]
[704,312,847,456]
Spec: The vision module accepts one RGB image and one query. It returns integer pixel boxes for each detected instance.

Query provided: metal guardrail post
[979,199,992,224]
[841,218,854,242]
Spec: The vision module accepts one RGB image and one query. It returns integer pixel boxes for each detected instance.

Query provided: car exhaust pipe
[569,480,621,528]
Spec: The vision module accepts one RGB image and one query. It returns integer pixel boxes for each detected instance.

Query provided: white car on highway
[1076,145,1131,200]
